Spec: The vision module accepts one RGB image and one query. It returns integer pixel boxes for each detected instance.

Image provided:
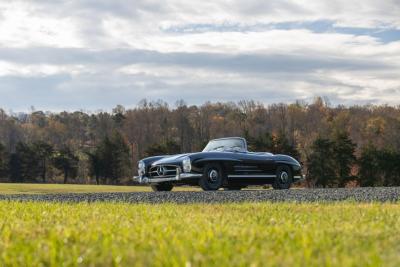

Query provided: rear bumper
[133,170,202,184]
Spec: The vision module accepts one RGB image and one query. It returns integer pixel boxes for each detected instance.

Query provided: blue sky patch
[163,20,400,44]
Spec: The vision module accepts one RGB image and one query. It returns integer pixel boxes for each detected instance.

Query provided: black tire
[272,165,293,190]
[151,183,173,192]
[199,163,224,191]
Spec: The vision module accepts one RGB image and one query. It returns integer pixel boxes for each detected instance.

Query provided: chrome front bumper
[133,168,202,184]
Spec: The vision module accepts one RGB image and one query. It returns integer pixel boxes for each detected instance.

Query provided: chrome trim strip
[228,174,276,178]
[234,165,258,169]
[133,171,202,184]
[180,173,203,179]
[234,170,263,172]
[294,175,306,180]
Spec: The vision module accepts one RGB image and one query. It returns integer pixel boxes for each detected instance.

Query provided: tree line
[0,97,399,187]
[0,132,131,184]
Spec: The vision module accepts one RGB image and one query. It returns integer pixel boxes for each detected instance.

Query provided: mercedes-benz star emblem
[157,166,166,176]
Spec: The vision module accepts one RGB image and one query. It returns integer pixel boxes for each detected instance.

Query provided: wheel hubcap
[280,171,288,183]
[208,169,219,182]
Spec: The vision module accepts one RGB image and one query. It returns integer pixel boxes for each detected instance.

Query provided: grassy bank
[0,183,200,194]
[0,201,399,266]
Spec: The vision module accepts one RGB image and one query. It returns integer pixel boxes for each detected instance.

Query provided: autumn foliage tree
[0,98,399,186]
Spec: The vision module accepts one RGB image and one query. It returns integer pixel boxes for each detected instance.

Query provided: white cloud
[0,0,399,110]
[0,2,83,48]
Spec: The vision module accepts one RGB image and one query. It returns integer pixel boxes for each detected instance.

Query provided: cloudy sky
[0,0,399,111]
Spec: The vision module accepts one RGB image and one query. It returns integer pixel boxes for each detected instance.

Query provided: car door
[228,152,276,185]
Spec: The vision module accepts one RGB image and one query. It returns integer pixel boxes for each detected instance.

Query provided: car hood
[152,153,193,166]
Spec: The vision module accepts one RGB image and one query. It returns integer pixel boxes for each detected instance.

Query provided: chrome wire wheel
[200,163,224,191]
[280,171,289,184]
[208,169,219,183]
[273,165,292,190]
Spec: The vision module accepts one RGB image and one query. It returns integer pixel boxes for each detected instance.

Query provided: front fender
[141,156,168,171]
[274,155,302,175]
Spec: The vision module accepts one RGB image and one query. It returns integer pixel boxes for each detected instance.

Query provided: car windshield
[203,139,246,152]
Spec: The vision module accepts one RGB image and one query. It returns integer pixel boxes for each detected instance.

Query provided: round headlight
[182,157,191,173]
[138,160,145,176]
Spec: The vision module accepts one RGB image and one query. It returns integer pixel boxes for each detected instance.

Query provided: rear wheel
[272,165,293,190]
[151,183,173,192]
[199,163,224,191]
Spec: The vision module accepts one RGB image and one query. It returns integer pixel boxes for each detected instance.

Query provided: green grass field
[1,201,399,266]
[0,183,200,194]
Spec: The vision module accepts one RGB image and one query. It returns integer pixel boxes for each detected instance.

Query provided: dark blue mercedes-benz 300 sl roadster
[134,137,304,191]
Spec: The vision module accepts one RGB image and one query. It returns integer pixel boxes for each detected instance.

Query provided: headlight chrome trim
[138,160,145,176]
[182,156,191,173]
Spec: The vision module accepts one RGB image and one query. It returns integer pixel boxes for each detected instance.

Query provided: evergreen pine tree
[307,137,336,187]
[109,131,131,184]
[358,144,379,186]
[89,132,131,184]
[33,141,54,183]
[53,148,79,184]
[145,139,180,157]
[273,132,300,160]
[11,142,41,182]
[332,131,356,186]
[0,143,8,178]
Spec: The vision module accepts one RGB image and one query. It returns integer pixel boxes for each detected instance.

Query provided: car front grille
[149,165,180,178]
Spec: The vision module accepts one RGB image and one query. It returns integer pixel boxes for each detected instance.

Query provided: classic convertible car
[134,137,304,191]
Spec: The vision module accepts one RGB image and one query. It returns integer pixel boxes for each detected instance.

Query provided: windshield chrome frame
[202,137,247,152]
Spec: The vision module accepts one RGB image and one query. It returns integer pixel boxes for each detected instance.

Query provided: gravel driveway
[0,187,400,203]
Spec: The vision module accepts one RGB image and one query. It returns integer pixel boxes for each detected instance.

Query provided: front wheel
[199,163,224,191]
[272,165,293,190]
[151,183,173,192]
